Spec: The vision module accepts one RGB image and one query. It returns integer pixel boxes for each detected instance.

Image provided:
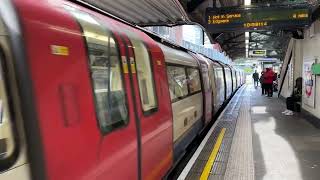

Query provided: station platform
[178,85,320,180]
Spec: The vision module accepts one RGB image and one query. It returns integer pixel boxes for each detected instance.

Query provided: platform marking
[177,103,229,180]
[200,128,226,180]
[227,85,246,115]
[177,86,245,180]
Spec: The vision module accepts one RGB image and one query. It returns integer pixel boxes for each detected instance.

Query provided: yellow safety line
[200,128,226,180]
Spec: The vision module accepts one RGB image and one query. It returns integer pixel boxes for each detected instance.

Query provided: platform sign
[311,63,320,75]
[303,60,316,108]
[256,58,278,62]
[206,6,311,32]
[249,50,266,57]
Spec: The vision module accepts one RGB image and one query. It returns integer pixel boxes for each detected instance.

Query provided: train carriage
[158,43,203,163]
[0,0,244,179]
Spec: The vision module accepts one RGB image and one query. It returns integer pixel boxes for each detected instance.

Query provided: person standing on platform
[260,71,266,95]
[264,68,275,97]
[252,70,259,88]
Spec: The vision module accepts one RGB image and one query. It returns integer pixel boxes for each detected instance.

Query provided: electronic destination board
[206,6,311,32]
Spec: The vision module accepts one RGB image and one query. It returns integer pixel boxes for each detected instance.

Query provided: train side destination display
[206,6,311,32]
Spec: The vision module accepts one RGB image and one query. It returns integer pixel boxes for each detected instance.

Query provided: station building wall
[284,20,320,119]
[301,20,320,119]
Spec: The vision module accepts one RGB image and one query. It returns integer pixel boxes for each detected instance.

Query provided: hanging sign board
[249,50,266,57]
[206,6,311,32]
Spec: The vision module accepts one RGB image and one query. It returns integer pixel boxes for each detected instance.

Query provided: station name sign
[206,6,311,32]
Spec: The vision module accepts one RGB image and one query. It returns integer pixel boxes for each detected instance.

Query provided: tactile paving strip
[185,86,247,180]
[223,94,254,180]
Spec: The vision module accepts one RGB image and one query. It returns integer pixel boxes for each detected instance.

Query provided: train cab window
[0,53,15,168]
[130,40,158,114]
[186,68,201,93]
[167,65,188,101]
[67,7,128,134]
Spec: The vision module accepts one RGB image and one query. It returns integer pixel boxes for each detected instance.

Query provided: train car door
[15,3,141,179]
[0,24,31,179]
[192,54,212,125]
[65,7,143,179]
[227,65,236,93]
[211,61,225,114]
[222,64,232,99]
[119,29,173,179]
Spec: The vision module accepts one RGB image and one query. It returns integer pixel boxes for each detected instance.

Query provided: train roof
[157,43,198,67]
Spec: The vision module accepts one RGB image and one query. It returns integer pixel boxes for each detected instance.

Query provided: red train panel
[0,0,243,179]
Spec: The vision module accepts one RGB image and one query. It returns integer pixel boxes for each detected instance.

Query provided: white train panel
[171,93,203,142]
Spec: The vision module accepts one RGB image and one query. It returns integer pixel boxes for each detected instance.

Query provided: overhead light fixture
[245,32,250,58]
[245,0,251,6]
[245,32,250,39]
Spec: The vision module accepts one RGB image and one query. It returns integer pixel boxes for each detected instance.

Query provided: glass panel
[167,66,188,100]
[67,7,128,134]
[130,40,158,112]
[187,68,201,93]
[0,56,15,162]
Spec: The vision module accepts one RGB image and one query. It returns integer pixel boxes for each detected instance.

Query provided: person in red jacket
[263,68,275,97]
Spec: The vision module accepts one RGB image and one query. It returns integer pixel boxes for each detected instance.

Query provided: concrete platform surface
[251,85,320,180]
[179,84,320,180]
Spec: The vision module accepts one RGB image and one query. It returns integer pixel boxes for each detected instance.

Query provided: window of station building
[187,68,201,93]
[0,52,16,169]
[130,39,158,114]
[66,7,128,134]
[167,65,188,101]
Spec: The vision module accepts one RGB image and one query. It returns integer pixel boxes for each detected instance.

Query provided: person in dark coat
[252,70,259,87]
[259,71,266,95]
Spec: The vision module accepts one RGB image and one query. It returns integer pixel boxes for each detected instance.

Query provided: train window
[130,40,158,114]
[187,68,201,93]
[0,53,15,168]
[67,7,128,134]
[201,65,210,91]
[167,65,188,101]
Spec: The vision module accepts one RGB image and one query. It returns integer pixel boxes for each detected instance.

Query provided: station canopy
[179,0,320,59]
[78,0,191,26]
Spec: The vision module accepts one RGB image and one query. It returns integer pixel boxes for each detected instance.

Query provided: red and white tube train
[0,0,245,179]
